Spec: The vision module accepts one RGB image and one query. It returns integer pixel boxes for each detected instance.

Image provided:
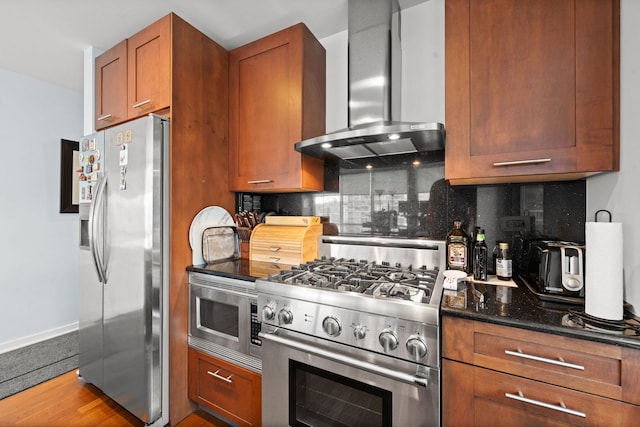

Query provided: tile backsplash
[240,160,586,249]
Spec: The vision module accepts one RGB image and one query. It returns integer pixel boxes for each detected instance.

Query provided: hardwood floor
[0,370,230,427]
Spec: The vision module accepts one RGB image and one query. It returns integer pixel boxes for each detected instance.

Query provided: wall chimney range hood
[295,0,444,161]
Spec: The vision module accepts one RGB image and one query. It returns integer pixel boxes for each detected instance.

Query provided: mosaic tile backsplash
[239,160,586,251]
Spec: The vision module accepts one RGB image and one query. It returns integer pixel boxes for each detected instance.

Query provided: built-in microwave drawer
[188,273,261,371]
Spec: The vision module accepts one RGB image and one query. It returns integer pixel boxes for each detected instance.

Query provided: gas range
[256,236,446,367]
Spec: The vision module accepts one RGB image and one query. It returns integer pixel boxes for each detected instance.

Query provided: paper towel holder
[595,209,612,222]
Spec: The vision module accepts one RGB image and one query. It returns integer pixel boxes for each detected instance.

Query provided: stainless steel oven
[256,236,446,427]
[188,272,261,372]
[261,326,438,427]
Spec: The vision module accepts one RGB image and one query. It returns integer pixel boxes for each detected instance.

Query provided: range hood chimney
[295,0,445,162]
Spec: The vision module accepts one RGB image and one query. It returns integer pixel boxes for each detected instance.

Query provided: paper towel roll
[585,220,624,320]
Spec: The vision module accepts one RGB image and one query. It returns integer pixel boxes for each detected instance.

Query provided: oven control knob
[406,335,428,361]
[379,330,399,352]
[278,308,293,325]
[262,304,276,321]
[353,324,366,340]
[322,316,342,337]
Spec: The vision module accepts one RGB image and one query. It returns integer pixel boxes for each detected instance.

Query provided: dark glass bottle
[471,226,481,247]
[473,229,488,281]
[496,242,513,280]
[446,220,470,273]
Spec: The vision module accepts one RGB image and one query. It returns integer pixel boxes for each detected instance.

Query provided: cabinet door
[127,14,171,119]
[229,23,325,192]
[445,0,619,185]
[443,360,640,427]
[188,348,261,427]
[95,40,127,130]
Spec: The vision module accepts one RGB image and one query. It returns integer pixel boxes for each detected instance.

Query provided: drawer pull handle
[132,99,152,109]
[504,349,585,371]
[269,247,281,252]
[505,391,586,418]
[493,158,551,167]
[269,257,281,262]
[247,179,272,184]
[207,369,233,384]
[97,114,113,121]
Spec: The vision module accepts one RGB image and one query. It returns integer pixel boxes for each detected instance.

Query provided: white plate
[189,206,235,265]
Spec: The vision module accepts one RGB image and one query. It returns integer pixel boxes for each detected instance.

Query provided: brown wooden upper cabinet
[94,14,171,130]
[445,0,620,185]
[95,40,127,130]
[229,23,326,192]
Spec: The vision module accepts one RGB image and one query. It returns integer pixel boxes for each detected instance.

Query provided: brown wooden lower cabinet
[443,359,640,426]
[442,316,640,426]
[188,348,261,427]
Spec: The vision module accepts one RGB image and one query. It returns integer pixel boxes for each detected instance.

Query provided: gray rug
[0,331,78,399]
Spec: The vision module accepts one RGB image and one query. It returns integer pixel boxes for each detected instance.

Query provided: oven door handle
[260,330,430,388]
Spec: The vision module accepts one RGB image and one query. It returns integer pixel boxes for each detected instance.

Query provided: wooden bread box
[249,217,323,265]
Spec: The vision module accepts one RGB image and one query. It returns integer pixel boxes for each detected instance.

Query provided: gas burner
[386,271,418,282]
[366,282,426,302]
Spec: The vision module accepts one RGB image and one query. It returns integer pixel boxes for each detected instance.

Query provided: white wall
[587,0,640,313]
[0,68,83,349]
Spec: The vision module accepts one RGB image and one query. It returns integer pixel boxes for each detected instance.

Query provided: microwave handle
[260,330,430,388]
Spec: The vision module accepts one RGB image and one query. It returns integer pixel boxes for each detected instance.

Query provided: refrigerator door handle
[89,174,107,283]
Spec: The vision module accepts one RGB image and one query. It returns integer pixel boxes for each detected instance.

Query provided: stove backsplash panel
[239,161,586,254]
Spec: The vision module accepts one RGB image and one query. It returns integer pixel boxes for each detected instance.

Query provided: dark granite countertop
[189,260,640,350]
[441,277,640,350]
[187,258,296,282]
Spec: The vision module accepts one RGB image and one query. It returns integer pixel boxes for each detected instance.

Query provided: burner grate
[265,256,440,304]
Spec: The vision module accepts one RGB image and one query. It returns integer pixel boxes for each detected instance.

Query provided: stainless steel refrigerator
[78,114,169,426]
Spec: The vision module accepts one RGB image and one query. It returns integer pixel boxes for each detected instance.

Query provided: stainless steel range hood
[295,0,444,161]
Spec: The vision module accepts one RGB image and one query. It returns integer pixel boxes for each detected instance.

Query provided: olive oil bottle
[446,220,470,273]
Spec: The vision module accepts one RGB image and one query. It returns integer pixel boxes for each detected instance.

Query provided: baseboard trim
[0,329,79,399]
[0,322,79,355]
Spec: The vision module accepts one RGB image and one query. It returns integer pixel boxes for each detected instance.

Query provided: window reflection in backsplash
[252,161,586,248]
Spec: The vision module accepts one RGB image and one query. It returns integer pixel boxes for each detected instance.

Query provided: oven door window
[198,297,239,339]
[289,360,392,427]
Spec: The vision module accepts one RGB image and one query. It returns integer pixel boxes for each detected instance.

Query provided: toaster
[526,240,585,297]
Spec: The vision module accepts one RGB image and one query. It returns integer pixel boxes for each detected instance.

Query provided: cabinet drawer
[188,348,261,427]
[444,359,640,427]
[442,316,625,400]
[250,250,301,265]
[477,365,624,426]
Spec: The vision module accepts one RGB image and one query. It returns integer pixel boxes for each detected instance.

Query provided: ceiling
[0,0,351,92]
